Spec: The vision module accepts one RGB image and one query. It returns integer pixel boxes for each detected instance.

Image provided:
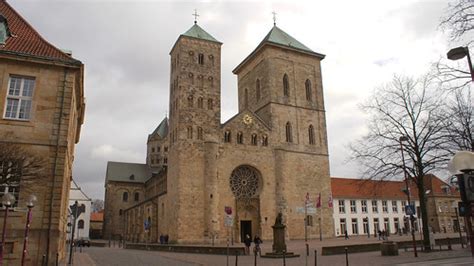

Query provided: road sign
[224,215,233,227]
[224,206,232,215]
[405,205,416,216]
[296,207,316,214]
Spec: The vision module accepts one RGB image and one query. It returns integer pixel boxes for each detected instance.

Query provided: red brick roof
[90,211,104,222]
[331,177,420,200]
[0,1,80,64]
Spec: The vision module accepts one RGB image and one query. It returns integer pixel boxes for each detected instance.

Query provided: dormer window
[0,15,11,45]
[129,174,135,180]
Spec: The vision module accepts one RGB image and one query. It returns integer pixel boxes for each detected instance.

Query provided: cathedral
[103,19,333,244]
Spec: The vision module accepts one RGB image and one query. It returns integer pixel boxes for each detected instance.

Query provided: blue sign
[144,220,151,230]
[405,205,416,216]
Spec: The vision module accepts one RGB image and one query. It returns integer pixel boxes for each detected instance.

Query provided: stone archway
[229,165,262,242]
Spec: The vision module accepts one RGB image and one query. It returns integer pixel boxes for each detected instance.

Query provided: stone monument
[261,212,300,258]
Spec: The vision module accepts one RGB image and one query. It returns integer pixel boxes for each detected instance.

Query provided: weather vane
[272,11,277,26]
[193,9,199,24]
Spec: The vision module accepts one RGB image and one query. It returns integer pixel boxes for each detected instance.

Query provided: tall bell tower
[166,17,222,242]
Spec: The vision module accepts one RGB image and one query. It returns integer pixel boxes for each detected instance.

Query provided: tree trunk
[416,176,431,251]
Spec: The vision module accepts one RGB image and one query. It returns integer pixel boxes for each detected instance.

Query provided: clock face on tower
[243,114,253,125]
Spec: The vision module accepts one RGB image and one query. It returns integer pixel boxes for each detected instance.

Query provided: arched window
[256,79,261,102]
[188,95,193,107]
[198,97,203,108]
[308,125,315,145]
[305,79,312,101]
[78,219,84,229]
[224,130,231,142]
[197,127,203,140]
[283,74,289,97]
[285,122,293,143]
[262,135,268,146]
[237,132,243,144]
[122,192,128,202]
[251,134,258,145]
[134,192,140,202]
[198,53,204,65]
[207,99,213,110]
[187,126,193,139]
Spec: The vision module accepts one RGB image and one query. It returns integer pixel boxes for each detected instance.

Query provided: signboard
[224,215,233,227]
[224,206,232,215]
[296,207,317,214]
[405,205,416,216]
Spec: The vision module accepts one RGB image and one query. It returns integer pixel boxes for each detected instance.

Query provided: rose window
[230,165,260,199]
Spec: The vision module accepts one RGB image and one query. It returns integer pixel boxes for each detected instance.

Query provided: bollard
[447,238,452,250]
[306,243,309,256]
[235,251,238,266]
[109,237,111,247]
[42,254,46,266]
[254,247,257,266]
[345,247,349,266]
[314,250,317,266]
[56,253,59,266]
[283,250,286,266]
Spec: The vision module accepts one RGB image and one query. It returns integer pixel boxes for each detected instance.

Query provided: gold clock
[243,114,253,125]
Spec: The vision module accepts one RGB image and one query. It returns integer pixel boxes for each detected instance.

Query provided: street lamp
[447,46,474,81]
[21,194,37,266]
[0,192,16,265]
[448,151,474,257]
[399,136,418,257]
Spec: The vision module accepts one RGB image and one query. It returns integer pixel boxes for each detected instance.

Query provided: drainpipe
[46,68,68,264]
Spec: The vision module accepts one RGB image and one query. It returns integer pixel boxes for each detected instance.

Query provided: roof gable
[0,1,80,64]
[148,117,168,141]
[221,109,270,131]
[105,161,151,184]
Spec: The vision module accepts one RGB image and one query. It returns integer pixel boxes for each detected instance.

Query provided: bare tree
[0,143,47,203]
[350,75,452,250]
[91,199,104,212]
[440,0,474,44]
[443,89,474,151]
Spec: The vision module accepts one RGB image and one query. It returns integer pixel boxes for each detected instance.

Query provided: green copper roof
[260,26,313,53]
[182,23,220,43]
[105,161,151,184]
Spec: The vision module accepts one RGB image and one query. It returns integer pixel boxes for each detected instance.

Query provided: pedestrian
[378,230,382,240]
[253,234,262,256]
[344,230,349,240]
[382,230,386,240]
[159,234,164,244]
[244,234,252,255]
[164,234,169,244]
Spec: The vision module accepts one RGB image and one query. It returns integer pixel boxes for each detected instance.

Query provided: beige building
[0,1,85,265]
[103,20,333,244]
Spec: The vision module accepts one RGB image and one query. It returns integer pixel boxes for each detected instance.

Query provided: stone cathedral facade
[103,21,334,244]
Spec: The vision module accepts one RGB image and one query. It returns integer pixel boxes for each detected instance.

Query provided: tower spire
[272,11,277,26]
[193,9,199,24]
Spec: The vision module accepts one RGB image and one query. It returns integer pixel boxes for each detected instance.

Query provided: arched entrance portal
[229,165,262,242]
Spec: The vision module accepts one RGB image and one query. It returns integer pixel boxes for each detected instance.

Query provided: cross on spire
[272,11,277,26]
[193,9,199,24]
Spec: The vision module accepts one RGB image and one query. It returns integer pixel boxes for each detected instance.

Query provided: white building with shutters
[331,178,421,237]
[68,179,92,240]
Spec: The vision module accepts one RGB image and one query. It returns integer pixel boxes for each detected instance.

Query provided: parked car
[75,238,91,247]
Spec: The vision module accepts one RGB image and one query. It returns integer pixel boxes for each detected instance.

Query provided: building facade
[68,180,91,240]
[104,21,333,244]
[331,176,463,237]
[0,1,85,265]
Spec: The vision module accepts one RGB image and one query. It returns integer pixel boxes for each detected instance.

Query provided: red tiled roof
[90,212,104,222]
[331,177,419,200]
[0,1,80,64]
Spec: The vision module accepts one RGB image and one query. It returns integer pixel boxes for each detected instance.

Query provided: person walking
[344,230,349,240]
[244,234,252,255]
[253,234,262,256]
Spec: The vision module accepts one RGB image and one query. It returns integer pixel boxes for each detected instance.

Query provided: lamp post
[21,194,36,266]
[448,151,474,257]
[399,136,418,257]
[447,46,474,81]
[0,192,15,266]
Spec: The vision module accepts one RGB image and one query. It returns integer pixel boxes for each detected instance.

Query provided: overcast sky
[9,0,455,200]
